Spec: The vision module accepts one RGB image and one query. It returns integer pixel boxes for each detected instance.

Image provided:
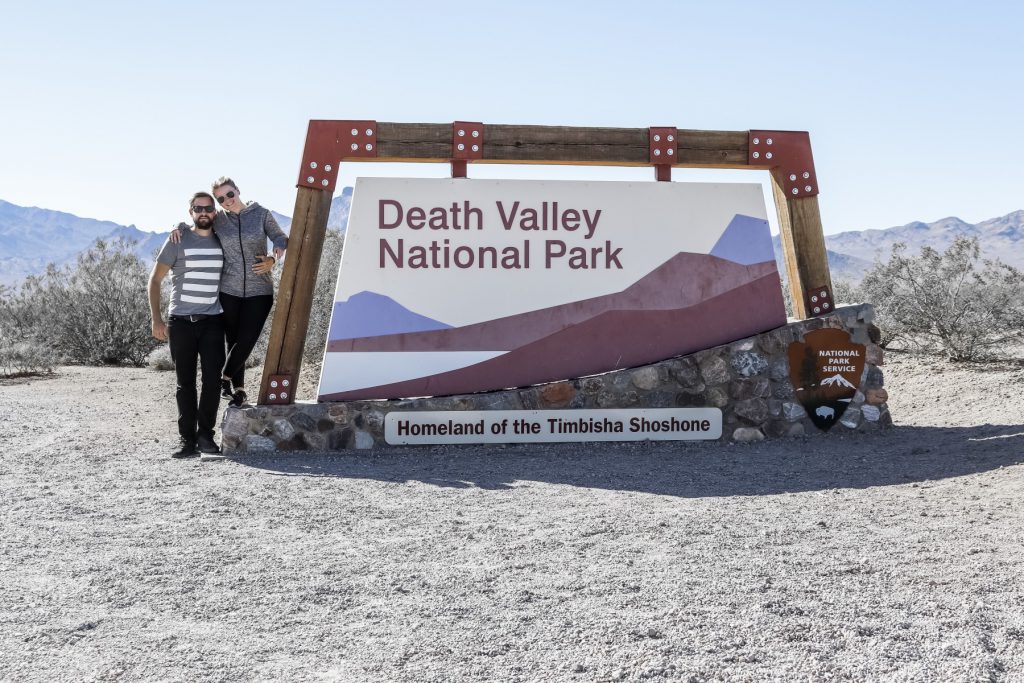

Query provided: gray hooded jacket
[214,202,288,298]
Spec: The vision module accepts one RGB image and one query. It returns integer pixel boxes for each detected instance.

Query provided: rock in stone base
[861,405,881,422]
[245,435,276,453]
[354,430,375,449]
[732,427,765,443]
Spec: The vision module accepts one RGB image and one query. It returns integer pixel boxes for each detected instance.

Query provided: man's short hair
[190,191,216,207]
[212,176,238,192]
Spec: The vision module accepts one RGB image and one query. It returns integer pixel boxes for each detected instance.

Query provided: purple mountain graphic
[328,291,451,341]
[710,214,775,265]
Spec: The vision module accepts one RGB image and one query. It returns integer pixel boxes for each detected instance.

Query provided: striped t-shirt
[156,229,224,316]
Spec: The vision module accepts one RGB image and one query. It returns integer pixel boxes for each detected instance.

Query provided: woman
[172,176,288,406]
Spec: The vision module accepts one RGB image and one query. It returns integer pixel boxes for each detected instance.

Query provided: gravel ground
[1,351,1023,682]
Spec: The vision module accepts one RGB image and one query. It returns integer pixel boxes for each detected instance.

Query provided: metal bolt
[766,138,773,145]
[365,128,373,136]
[350,143,358,151]
[792,188,799,195]
[365,143,373,151]
[667,149,674,155]
[471,144,479,152]
[350,128,358,136]
[306,176,314,183]
[282,379,290,387]
[667,135,674,142]
[269,393,277,400]
[471,130,479,138]
[790,174,797,181]
[803,171,810,179]
[765,152,773,160]
[805,185,812,192]
[813,307,821,314]
[281,392,288,400]
[325,164,332,172]
[309,162,317,169]
[752,137,760,145]
[458,129,465,136]
[811,295,818,302]
[820,290,827,297]
[458,143,465,151]
[823,302,831,309]
[752,152,760,159]
[654,149,661,156]
[653,134,661,142]
[322,179,329,186]
[270,380,278,388]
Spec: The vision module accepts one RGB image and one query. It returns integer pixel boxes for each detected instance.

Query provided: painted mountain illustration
[820,373,857,389]
[709,214,775,265]
[328,291,452,341]
[320,248,786,401]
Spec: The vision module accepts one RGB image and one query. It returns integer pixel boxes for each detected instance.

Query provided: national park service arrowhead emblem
[788,328,866,431]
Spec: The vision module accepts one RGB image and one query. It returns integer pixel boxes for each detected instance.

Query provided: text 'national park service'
[377,199,623,270]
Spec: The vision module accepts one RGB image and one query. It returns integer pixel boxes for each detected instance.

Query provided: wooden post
[771,173,832,319]
[258,186,333,404]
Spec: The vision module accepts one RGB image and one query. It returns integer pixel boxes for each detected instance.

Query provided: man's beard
[195,215,213,229]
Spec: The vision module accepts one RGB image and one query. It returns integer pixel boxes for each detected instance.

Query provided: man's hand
[253,255,275,275]
[152,320,168,341]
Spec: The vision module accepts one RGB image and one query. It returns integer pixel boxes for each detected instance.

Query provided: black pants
[220,292,273,389]
[168,315,226,441]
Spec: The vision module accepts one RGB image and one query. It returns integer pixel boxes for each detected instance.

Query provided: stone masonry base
[221,304,890,454]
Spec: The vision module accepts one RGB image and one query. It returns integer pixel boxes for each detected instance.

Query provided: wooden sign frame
[259,121,833,405]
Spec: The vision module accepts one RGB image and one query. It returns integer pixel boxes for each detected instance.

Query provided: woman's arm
[263,210,288,260]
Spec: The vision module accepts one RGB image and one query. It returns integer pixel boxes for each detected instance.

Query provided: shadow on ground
[231,424,1024,498]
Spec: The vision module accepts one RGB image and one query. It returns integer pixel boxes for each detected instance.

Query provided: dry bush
[0,238,159,366]
[857,236,1024,360]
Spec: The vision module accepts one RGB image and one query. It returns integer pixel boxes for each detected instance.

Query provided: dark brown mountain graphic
[320,253,786,401]
[328,253,780,353]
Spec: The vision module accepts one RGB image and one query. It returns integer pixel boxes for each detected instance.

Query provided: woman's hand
[273,246,286,261]
[168,222,188,244]
[252,255,275,275]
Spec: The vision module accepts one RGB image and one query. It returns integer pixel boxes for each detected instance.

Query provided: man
[149,192,226,458]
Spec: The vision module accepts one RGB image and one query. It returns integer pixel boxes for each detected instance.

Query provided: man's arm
[148,262,172,341]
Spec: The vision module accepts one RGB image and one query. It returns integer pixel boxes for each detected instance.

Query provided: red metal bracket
[748,130,818,198]
[265,374,294,405]
[451,121,483,178]
[805,285,833,317]
[649,127,676,182]
[298,120,378,192]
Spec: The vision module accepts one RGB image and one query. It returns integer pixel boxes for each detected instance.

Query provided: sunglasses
[191,205,216,214]
[216,190,237,204]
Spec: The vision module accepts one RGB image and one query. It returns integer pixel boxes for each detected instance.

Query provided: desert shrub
[857,236,1024,360]
[0,238,159,366]
[0,338,57,376]
[147,345,174,371]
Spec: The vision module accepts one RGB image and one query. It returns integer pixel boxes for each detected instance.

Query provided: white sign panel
[384,409,723,445]
[318,178,785,401]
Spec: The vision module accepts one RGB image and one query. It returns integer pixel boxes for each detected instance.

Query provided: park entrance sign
[257,121,837,412]
[317,178,786,401]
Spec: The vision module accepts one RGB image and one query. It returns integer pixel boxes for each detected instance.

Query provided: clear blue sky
[1,1,1020,235]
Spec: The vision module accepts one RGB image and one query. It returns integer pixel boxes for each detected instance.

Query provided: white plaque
[384,409,722,445]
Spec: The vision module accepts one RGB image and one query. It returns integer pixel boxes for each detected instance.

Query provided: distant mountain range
[0,194,1019,288]
[0,188,353,287]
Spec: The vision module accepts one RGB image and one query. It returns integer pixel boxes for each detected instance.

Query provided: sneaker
[229,389,248,407]
[172,438,199,459]
[220,378,234,400]
[196,433,221,455]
